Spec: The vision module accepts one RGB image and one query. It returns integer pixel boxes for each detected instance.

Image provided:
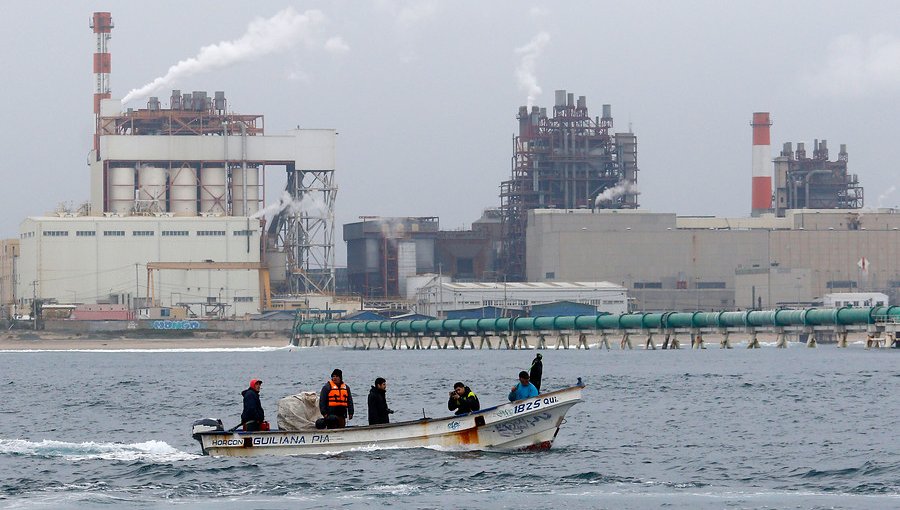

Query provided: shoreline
[0,332,291,351]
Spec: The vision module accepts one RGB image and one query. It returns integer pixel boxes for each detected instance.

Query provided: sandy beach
[0,331,291,351]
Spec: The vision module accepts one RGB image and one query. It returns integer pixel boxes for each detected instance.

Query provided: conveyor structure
[291,307,900,349]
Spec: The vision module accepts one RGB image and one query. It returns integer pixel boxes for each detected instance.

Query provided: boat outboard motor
[191,418,224,454]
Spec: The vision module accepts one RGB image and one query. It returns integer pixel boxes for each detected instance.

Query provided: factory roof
[436,281,625,291]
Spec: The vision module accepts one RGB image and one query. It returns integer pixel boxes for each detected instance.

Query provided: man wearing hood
[367,377,394,425]
[241,379,265,431]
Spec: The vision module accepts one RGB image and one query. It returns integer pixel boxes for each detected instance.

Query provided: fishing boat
[191,383,584,457]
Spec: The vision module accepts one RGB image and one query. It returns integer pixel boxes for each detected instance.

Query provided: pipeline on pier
[291,307,900,349]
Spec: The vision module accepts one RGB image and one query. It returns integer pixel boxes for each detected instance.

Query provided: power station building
[11,12,337,318]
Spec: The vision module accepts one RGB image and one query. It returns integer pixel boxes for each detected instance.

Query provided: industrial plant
[3,12,339,325]
[0,11,896,331]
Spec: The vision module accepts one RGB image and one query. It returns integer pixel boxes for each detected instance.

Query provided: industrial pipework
[291,307,900,349]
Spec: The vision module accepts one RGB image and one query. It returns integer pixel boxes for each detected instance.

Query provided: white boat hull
[193,385,583,457]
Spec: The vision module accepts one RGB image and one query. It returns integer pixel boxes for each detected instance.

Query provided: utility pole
[31,280,37,330]
[134,263,139,310]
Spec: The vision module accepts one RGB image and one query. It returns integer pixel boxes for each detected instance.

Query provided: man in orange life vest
[319,368,354,428]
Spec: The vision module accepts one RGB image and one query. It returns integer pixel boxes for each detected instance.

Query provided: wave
[0,438,199,462]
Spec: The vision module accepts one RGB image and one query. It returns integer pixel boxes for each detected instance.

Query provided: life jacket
[326,380,349,407]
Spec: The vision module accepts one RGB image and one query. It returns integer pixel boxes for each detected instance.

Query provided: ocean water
[1,344,898,509]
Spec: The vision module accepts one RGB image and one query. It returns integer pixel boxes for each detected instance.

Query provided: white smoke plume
[121,8,331,104]
[251,191,329,220]
[515,31,550,108]
[876,185,897,209]
[594,181,639,208]
[803,33,900,97]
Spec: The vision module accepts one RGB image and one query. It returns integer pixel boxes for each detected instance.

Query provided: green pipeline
[295,306,900,336]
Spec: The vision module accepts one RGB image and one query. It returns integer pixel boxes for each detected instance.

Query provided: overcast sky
[2,1,899,265]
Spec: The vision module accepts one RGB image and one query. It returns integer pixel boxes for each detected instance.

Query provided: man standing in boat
[241,379,265,431]
[448,382,480,415]
[508,371,539,401]
[367,377,394,425]
[530,353,543,392]
[320,369,354,428]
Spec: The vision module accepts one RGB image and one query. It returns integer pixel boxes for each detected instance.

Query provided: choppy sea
[1,342,898,509]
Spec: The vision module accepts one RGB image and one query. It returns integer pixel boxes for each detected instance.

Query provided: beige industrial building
[0,240,18,318]
[526,208,900,311]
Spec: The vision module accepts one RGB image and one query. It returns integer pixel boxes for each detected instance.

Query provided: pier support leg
[720,332,732,349]
[806,332,817,348]
[556,333,570,349]
[621,333,633,350]
[645,333,656,350]
[499,335,511,349]
[599,333,611,350]
[692,334,704,349]
[747,332,760,349]
[516,333,531,350]
[537,333,548,349]
[670,334,680,349]
[774,331,787,349]
[661,334,670,350]
[837,331,848,348]
[890,333,899,349]
[578,333,589,349]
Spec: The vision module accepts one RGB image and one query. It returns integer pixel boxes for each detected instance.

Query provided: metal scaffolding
[500,90,638,280]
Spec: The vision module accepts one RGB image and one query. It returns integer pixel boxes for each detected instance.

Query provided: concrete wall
[527,209,900,311]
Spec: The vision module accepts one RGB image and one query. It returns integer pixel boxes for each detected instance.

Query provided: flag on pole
[857,257,870,275]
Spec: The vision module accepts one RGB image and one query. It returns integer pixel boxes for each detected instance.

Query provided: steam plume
[122,8,328,104]
[251,191,329,220]
[515,32,550,108]
[594,181,639,208]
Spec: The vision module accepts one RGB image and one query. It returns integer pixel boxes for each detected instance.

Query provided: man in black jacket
[367,377,394,425]
[447,382,480,415]
[241,379,265,431]
[530,353,543,392]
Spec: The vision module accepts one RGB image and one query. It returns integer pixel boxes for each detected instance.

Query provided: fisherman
[241,379,265,432]
[529,353,543,392]
[319,369,354,428]
[508,371,539,402]
[447,382,480,415]
[367,377,394,425]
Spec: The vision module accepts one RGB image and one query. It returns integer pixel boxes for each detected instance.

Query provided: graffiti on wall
[151,320,204,330]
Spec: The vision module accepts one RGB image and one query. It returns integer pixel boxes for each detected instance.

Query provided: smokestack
[90,12,114,156]
[751,112,772,216]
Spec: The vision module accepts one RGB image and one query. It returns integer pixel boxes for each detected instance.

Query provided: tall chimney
[751,112,772,216]
[90,12,113,156]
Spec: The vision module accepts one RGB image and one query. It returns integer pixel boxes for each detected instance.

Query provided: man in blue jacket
[508,371,539,401]
[241,379,265,431]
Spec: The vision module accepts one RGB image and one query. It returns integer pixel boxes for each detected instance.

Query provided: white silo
[137,165,167,213]
[169,165,198,216]
[200,167,227,215]
[108,166,135,215]
[231,166,260,216]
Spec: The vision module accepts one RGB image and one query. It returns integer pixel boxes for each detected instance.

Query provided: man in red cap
[241,379,265,431]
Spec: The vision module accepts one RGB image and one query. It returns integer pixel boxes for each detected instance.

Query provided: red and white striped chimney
[751,112,772,216]
[90,12,113,155]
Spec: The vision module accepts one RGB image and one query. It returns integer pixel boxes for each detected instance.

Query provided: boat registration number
[513,396,558,414]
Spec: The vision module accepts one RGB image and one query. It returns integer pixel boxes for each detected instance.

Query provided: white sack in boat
[276,391,320,430]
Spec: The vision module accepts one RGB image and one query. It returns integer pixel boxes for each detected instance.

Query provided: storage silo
[108,166,135,215]
[137,165,167,213]
[168,165,198,216]
[200,166,227,215]
[231,166,260,216]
